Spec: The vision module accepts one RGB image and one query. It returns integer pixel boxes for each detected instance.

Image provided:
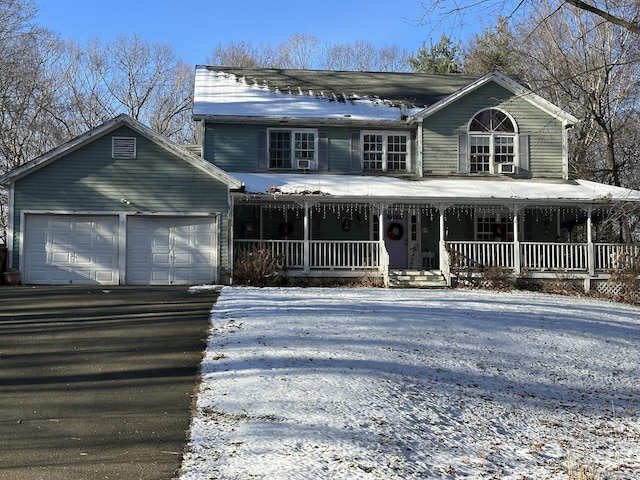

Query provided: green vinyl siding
[204,123,354,173]
[11,125,232,269]
[204,123,416,174]
[422,82,565,178]
[203,123,258,171]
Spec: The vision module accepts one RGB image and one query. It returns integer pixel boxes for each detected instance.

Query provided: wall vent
[112,137,136,159]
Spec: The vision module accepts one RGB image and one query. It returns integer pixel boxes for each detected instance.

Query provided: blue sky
[36,0,480,67]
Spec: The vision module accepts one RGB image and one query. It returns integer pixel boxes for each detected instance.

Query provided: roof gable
[0,114,242,188]
[415,71,578,125]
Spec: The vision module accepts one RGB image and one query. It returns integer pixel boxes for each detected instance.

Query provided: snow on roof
[193,67,422,121]
[231,172,640,204]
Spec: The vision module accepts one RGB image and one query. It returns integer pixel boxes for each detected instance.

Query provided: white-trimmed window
[477,216,513,241]
[463,109,519,174]
[268,128,317,169]
[362,131,410,172]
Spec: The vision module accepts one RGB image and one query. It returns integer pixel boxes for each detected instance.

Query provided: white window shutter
[350,131,361,172]
[518,134,530,173]
[457,134,469,174]
[256,129,268,171]
[317,131,328,171]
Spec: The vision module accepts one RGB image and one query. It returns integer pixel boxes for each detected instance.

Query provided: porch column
[303,202,310,273]
[513,206,521,274]
[586,206,595,277]
[439,206,451,286]
[379,204,389,286]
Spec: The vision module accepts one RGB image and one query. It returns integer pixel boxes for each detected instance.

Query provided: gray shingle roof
[203,66,482,108]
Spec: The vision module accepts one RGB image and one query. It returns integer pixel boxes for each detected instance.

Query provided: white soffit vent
[112,137,137,159]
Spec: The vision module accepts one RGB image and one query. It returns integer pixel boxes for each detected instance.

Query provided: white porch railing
[310,241,380,269]
[234,240,380,270]
[235,240,305,268]
[446,241,515,269]
[235,239,639,276]
[595,244,640,270]
[521,242,588,271]
[447,241,638,273]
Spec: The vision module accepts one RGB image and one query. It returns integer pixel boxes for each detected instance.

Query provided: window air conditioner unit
[498,162,516,174]
[296,159,315,170]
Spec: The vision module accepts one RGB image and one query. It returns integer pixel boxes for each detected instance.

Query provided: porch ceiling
[230,172,640,206]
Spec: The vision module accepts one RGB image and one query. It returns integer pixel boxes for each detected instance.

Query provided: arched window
[467,109,517,174]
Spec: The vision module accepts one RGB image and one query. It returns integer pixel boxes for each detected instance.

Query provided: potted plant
[3,269,21,285]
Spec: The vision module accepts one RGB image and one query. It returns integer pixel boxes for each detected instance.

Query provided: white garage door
[126,216,218,285]
[24,214,119,285]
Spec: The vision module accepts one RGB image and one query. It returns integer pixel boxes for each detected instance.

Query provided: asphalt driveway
[0,285,219,480]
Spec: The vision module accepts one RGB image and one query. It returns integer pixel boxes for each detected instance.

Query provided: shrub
[480,266,515,291]
[233,247,282,286]
[607,249,640,304]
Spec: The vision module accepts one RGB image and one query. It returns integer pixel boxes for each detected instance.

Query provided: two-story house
[1,65,639,289]
[193,66,640,290]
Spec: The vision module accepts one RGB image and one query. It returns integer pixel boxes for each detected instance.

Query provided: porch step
[388,270,448,289]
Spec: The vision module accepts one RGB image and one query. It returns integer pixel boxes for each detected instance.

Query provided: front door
[384,210,408,269]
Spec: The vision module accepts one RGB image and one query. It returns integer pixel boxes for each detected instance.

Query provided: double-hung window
[362,131,410,172]
[467,109,517,174]
[269,129,317,169]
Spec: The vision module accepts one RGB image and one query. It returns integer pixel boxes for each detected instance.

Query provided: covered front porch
[231,199,639,289]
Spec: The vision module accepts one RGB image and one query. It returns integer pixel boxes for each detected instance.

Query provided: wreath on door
[387,222,404,240]
[279,222,293,237]
[492,223,506,238]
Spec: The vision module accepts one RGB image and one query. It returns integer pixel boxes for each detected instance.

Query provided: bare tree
[510,2,640,188]
[564,0,640,34]
[419,0,640,35]
[56,35,196,143]
[0,0,66,172]
[209,40,282,68]
[320,40,399,71]
[210,35,410,72]
[376,45,411,72]
[279,33,320,69]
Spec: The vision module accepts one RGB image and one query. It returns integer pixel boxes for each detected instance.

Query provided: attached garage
[22,213,219,286]
[24,214,120,285]
[126,216,218,285]
[0,115,242,286]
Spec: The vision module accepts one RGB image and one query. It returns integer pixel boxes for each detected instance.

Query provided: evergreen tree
[409,34,462,73]
[463,17,516,74]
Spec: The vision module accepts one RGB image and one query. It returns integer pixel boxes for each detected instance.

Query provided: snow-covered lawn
[179,288,640,479]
